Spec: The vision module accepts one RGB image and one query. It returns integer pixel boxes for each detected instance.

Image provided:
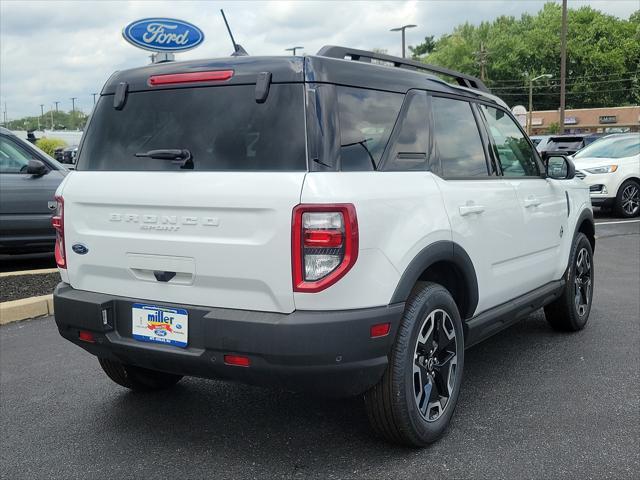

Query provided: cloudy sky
[1,0,637,119]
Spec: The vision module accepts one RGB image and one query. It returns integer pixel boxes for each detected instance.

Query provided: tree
[547,122,560,134]
[420,3,640,109]
[409,35,436,59]
[6,109,88,131]
[36,138,67,156]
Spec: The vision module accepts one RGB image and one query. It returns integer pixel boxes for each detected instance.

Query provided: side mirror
[543,153,575,180]
[26,159,48,177]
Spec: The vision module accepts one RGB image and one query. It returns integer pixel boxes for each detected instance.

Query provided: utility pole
[92,93,98,106]
[559,0,568,134]
[474,42,490,82]
[527,74,552,135]
[54,101,60,113]
[390,24,417,58]
[39,104,45,131]
[50,107,54,130]
[285,47,303,56]
[70,97,77,114]
[3,102,7,126]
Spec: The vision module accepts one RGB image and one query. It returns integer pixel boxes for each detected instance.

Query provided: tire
[614,179,640,218]
[544,232,594,331]
[98,358,183,392]
[364,282,464,447]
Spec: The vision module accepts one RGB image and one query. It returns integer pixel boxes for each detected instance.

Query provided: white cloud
[0,0,636,119]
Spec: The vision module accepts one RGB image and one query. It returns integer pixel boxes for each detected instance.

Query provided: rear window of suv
[78,84,306,171]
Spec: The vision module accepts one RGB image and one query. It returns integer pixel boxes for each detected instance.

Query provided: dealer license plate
[131,303,188,348]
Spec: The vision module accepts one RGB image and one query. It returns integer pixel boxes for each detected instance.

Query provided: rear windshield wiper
[135,149,191,160]
[135,149,193,169]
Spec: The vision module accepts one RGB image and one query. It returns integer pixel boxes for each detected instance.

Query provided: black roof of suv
[101,45,504,108]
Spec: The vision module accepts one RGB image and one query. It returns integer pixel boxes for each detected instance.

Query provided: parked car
[61,145,78,164]
[529,134,552,152]
[53,46,594,447]
[0,127,69,253]
[54,146,65,162]
[573,133,640,217]
[542,134,588,155]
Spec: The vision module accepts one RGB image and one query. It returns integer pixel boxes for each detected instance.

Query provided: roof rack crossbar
[316,45,490,93]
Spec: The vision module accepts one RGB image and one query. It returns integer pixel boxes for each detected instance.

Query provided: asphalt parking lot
[1,217,638,479]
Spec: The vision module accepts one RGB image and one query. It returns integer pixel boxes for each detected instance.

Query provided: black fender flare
[390,240,479,318]
[574,208,595,252]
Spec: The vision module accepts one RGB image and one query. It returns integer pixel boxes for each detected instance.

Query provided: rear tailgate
[62,75,308,314]
[61,171,304,313]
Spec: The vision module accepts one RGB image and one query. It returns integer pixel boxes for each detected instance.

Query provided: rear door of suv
[60,79,307,314]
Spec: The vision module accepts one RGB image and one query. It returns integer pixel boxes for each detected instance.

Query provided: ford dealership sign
[122,18,205,52]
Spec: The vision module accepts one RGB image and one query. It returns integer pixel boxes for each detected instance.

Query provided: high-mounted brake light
[292,204,358,293]
[148,70,234,86]
[51,195,66,269]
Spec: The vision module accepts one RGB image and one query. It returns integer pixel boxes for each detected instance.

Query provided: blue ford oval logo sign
[72,244,89,255]
[122,18,204,52]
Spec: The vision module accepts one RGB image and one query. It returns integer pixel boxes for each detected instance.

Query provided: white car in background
[573,133,640,217]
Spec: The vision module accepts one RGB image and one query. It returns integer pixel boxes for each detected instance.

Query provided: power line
[498,87,636,96]
[490,77,638,91]
[489,70,638,84]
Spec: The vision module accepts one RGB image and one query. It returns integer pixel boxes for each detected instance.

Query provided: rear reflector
[148,70,234,86]
[370,323,391,338]
[78,330,95,343]
[224,355,250,367]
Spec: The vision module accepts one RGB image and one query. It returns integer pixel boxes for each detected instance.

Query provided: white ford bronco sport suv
[53,47,595,446]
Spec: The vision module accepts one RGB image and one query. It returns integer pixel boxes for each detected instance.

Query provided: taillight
[51,195,66,269]
[148,70,234,86]
[292,204,358,293]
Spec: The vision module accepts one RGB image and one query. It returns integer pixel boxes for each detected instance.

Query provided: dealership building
[528,105,639,135]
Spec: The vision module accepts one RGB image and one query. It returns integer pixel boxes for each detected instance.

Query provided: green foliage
[409,35,436,59]
[546,122,561,134]
[6,109,88,132]
[36,138,67,156]
[421,3,640,109]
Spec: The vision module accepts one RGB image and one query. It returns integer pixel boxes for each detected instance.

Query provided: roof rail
[316,45,490,93]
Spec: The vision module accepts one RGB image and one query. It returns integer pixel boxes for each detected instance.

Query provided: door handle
[459,204,485,216]
[524,197,541,208]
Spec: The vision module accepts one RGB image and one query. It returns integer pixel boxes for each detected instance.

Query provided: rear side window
[337,86,403,171]
[78,84,306,171]
[383,90,429,171]
[480,105,540,177]
[546,137,584,152]
[431,97,488,177]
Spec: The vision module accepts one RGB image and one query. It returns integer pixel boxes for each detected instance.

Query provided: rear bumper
[53,283,404,397]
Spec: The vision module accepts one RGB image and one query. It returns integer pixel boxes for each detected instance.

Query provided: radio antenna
[220,9,248,56]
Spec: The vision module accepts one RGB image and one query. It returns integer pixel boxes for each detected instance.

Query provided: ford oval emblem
[71,244,89,255]
[122,18,205,52]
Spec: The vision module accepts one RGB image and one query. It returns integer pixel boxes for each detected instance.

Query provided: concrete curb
[0,268,58,278]
[0,294,54,325]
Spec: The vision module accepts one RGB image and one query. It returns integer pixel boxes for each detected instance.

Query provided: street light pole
[54,101,60,113]
[390,24,417,58]
[527,74,552,135]
[70,97,77,114]
[285,46,304,56]
[92,93,98,106]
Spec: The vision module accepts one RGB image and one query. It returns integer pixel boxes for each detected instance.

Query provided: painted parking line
[595,219,640,225]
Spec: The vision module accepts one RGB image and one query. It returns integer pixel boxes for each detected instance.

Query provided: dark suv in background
[0,127,68,253]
